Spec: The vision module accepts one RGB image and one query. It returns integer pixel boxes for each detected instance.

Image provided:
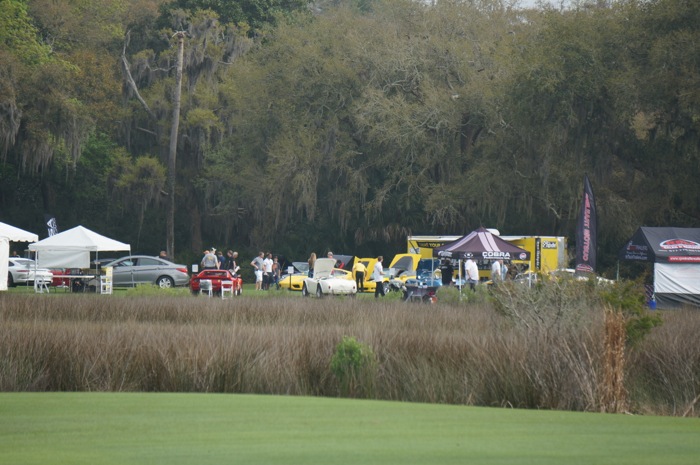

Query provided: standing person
[373,256,386,298]
[501,260,508,281]
[352,259,366,292]
[490,259,502,285]
[158,250,171,262]
[216,250,225,270]
[201,249,219,270]
[464,254,479,292]
[308,252,317,278]
[224,250,235,272]
[230,251,240,276]
[262,253,273,290]
[272,256,281,289]
[251,251,264,290]
[440,259,454,286]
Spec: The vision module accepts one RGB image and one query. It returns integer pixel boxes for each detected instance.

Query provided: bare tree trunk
[167,32,185,260]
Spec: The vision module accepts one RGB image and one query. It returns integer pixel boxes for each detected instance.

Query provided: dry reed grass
[1,291,698,416]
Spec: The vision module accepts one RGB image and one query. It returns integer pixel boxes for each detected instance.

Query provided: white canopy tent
[0,222,39,291]
[29,225,131,269]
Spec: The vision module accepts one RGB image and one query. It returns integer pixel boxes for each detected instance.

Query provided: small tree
[330,336,377,398]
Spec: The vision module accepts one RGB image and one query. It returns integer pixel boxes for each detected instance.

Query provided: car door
[132,257,162,285]
[110,258,135,286]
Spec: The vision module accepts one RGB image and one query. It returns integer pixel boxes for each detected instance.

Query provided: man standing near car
[373,256,386,298]
[201,249,218,270]
[352,259,366,292]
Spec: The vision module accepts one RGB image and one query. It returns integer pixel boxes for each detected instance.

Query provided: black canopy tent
[434,227,531,262]
[619,227,700,308]
[433,227,531,293]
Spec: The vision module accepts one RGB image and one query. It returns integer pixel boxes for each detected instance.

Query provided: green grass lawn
[1,393,698,465]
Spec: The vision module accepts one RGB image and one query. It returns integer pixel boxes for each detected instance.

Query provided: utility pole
[167,31,185,261]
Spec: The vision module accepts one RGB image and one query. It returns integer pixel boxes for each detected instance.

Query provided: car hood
[313,258,335,278]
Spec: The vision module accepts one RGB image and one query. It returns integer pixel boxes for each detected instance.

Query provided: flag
[575,175,597,274]
[44,214,59,237]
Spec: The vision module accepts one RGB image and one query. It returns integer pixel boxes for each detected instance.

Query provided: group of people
[200,249,242,274]
[200,248,285,291]
[463,255,514,291]
[250,252,282,290]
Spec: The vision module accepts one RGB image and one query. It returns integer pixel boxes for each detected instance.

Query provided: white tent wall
[0,237,9,291]
[654,263,700,308]
[1,222,39,291]
[37,250,90,269]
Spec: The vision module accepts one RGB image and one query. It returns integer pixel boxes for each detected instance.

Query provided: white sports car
[302,258,357,297]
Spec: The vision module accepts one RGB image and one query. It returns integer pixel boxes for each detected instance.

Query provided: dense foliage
[1,0,698,271]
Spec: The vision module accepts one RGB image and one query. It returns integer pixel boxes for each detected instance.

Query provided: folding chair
[100,266,113,295]
[34,278,50,294]
[221,280,234,299]
[199,279,213,297]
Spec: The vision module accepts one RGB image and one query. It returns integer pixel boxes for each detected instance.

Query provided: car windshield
[392,256,415,271]
[417,259,439,272]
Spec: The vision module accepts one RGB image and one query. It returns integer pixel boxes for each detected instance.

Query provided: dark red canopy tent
[433,227,530,261]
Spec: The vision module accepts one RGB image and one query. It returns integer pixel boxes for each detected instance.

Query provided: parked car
[190,269,242,295]
[6,258,53,287]
[90,255,190,288]
[389,257,441,290]
[279,262,309,291]
[280,262,352,291]
[301,258,357,297]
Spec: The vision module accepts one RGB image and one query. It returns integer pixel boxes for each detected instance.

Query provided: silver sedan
[99,255,190,288]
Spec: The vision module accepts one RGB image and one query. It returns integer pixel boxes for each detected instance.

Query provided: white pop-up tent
[29,225,130,269]
[1,222,39,291]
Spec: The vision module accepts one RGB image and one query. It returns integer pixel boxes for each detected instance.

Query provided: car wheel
[382,282,390,294]
[7,273,15,288]
[157,276,174,288]
[316,286,323,298]
[301,283,309,297]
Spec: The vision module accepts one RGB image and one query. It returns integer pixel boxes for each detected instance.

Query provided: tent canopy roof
[433,227,531,261]
[619,227,700,263]
[0,222,38,242]
[28,225,130,252]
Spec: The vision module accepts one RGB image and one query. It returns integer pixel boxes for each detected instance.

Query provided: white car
[7,258,53,287]
[301,258,357,297]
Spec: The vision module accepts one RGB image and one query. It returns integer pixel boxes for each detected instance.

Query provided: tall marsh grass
[1,284,698,416]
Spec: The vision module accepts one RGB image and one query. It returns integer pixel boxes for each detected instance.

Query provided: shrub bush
[330,336,377,397]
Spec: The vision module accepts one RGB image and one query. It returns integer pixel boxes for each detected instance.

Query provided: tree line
[1,0,698,273]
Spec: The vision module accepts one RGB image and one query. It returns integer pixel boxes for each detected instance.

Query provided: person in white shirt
[464,254,479,292]
[373,256,386,298]
[491,259,502,284]
[262,253,273,290]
